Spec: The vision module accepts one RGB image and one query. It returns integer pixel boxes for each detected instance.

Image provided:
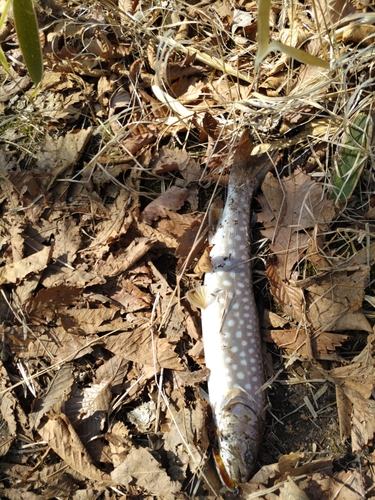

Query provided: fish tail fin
[231,129,273,189]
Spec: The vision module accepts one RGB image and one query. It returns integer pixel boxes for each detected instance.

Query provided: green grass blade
[0,0,11,29]
[0,0,11,72]
[13,0,43,85]
[0,44,9,73]
[331,113,372,203]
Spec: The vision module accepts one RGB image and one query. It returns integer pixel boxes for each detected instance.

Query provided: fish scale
[187,130,269,488]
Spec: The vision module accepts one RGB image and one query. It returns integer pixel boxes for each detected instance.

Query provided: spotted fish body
[188,130,268,487]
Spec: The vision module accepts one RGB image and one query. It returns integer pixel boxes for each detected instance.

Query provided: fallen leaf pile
[1,0,375,497]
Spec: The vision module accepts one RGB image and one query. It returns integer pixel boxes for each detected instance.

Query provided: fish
[187,129,270,489]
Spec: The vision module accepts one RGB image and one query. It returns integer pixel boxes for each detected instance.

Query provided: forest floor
[1,0,375,498]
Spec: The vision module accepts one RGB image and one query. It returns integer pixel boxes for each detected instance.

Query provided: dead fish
[187,130,270,489]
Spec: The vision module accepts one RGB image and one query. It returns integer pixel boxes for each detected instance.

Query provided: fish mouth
[213,433,257,488]
[213,391,263,488]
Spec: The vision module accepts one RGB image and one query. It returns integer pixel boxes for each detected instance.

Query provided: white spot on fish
[232,364,238,370]
[240,359,247,366]
[232,303,239,309]
[235,330,242,338]
[243,313,250,318]
[225,356,232,364]
[237,372,245,380]
[231,345,239,353]
[245,383,252,391]
[241,340,248,346]
[240,351,245,357]
[235,235,242,241]
[242,296,249,303]
[239,319,244,326]
[230,272,236,279]
[237,282,245,288]
[239,244,246,250]
[227,319,235,327]
[253,376,258,383]
[222,279,232,287]
[251,366,257,372]
[248,348,254,354]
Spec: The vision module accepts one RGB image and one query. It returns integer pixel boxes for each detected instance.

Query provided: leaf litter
[1,0,375,498]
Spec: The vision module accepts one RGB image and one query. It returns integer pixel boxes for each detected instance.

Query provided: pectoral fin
[186,285,210,310]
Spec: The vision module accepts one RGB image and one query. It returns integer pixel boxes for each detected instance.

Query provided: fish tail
[231,129,272,189]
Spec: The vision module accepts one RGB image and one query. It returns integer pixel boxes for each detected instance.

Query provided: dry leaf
[38,413,112,483]
[0,245,52,285]
[304,266,372,332]
[36,128,93,181]
[263,328,348,360]
[105,327,182,371]
[150,147,201,184]
[259,168,335,280]
[141,186,190,224]
[94,237,155,278]
[265,257,304,322]
[111,446,180,498]
[0,363,17,457]
[313,334,375,452]
[30,363,75,429]
[110,279,152,311]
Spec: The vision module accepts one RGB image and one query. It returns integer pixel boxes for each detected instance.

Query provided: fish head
[213,389,264,489]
